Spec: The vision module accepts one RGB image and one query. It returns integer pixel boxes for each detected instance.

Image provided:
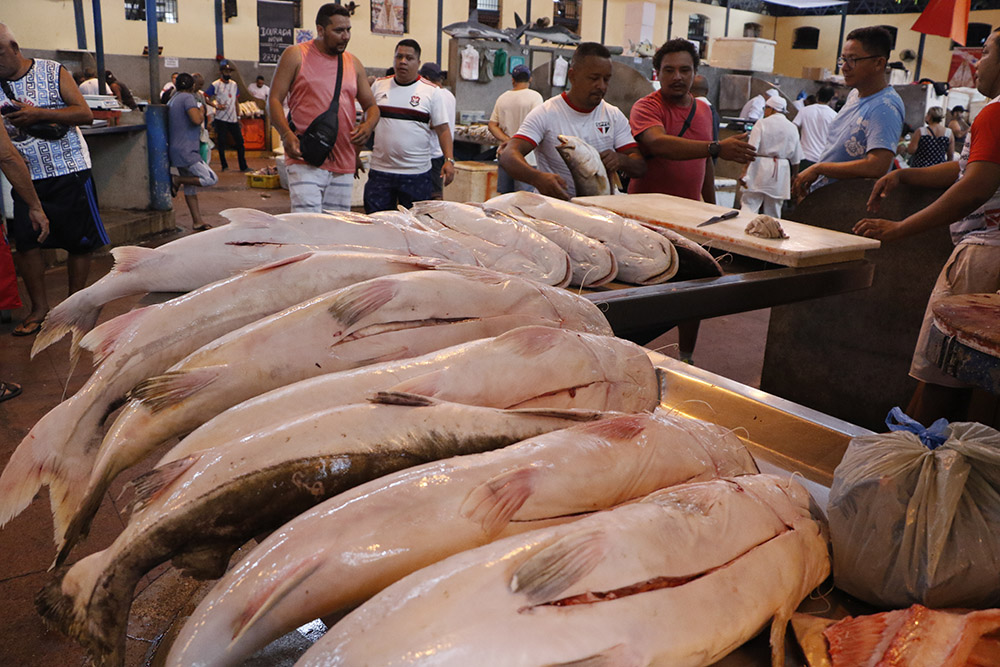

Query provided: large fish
[407,200,572,287]
[165,412,757,667]
[442,11,527,44]
[487,209,618,287]
[33,208,479,358]
[57,266,611,563]
[638,222,724,280]
[555,134,617,197]
[156,326,659,466]
[484,191,678,285]
[36,394,607,667]
[296,475,830,667]
[523,24,582,45]
[1,252,437,558]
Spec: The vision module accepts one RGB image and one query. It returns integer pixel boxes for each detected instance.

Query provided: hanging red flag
[911,0,971,46]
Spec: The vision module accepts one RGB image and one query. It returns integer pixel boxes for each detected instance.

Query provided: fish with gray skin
[7,252,438,561]
[33,207,479,359]
[484,191,679,285]
[487,209,618,287]
[442,10,527,44]
[165,412,757,667]
[55,265,612,565]
[523,23,582,45]
[637,222,725,280]
[295,475,830,667]
[555,134,618,197]
[156,326,659,467]
[405,200,572,287]
[36,393,607,667]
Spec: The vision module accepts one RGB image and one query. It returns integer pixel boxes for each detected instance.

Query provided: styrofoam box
[709,38,776,73]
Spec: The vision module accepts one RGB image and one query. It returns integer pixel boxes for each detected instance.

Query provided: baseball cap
[765,96,787,113]
[419,63,445,80]
[511,64,531,77]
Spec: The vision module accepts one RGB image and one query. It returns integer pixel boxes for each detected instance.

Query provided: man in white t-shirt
[247,75,270,101]
[792,85,837,170]
[418,62,456,199]
[206,60,248,172]
[739,88,779,122]
[365,39,454,212]
[500,42,646,199]
[738,96,803,218]
[489,64,543,193]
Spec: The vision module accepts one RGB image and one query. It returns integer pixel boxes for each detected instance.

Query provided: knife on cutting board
[697,209,740,227]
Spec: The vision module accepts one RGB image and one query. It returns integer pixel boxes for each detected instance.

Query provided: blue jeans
[496,163,535,194]
[363,168,434,213]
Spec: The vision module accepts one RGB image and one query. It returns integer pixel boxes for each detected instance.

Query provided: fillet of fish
[165,412,757,667]
[296,475,830,667]
[5,252,436,560]
[62,266,611,564]
[33,207,479,357]
[157,326,659,467]
[484,191,678,284]
[36,394,607,667]
[407,200,572,287]
[556,134,616,197]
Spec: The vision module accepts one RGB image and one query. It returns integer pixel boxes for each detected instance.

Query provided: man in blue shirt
[792,26,904,198]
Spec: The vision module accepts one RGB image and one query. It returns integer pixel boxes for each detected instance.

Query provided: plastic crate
[247,173,280,189]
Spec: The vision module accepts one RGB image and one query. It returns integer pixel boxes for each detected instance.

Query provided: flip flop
[193,224,212,232]
[12,318,43,337]
[0,382,21,403]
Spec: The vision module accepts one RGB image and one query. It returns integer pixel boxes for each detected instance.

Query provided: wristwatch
[708,141,721,159]
[446,157,455,164]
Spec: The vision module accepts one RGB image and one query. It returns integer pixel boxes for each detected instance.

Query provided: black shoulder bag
[1,79,70,141]
[293,53,344,167]
[677,99,699,138]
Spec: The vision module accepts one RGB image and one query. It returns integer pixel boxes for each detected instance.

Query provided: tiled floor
[0,159,770,666]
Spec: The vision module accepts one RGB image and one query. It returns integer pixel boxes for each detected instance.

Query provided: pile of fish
[0,201,828,666]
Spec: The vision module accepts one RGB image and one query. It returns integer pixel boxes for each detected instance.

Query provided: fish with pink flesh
[32,207,479,358]
[63,266,611,563]
[157,326,659,467]
[295,474,830,667]
[0,252,438,560]
[165,412,757,667]
[483,191,678,285]
[404,200,571,287]
[36,394,608,667]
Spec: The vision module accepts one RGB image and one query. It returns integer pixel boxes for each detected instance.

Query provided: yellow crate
[247,173,280,189]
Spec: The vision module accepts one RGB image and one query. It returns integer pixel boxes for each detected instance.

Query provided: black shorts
[11,169,109,254]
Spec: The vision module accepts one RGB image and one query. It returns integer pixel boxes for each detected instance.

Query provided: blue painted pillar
[145,106,172,210]
[216,0,225,59]
[73,0,87,49]
[92,0,107,95]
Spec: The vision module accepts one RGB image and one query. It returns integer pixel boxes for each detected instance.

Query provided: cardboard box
[709,38,776,73]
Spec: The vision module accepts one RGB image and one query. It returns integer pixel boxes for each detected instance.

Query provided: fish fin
[78,307,151,367]
[128,367,222,413]
[219,207,280,228]
[507,407,607,422]
[385,255,445,270]
[327,279,398,328]
[577,415,648,441]
[460,466,536,539]
[493,325,573,357]
[386,370,446,398]
[544,644,640,667]
[511,529,608,604]
[246,252,315,272]
[31,295,103,359]
[172,540,243,579]
[48,464,95,556]
[369,391,439,407]
[129,455,199,515]
[231,554,324,646]
[109,245,161,273]
[770,610,792,667]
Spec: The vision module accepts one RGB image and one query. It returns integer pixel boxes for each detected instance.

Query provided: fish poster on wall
[371,0,407,35]
[257,0,294,65]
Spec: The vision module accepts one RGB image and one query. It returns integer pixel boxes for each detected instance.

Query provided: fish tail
[31,296,101,360]
[36,551,130,667]
[48,457,93,554]
[79,307,152,367]
[53,476,106,566]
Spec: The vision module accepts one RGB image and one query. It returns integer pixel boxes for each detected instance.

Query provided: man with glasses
[792,26,903,198]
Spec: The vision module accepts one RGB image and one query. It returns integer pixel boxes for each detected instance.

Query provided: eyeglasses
[837,55,880,68]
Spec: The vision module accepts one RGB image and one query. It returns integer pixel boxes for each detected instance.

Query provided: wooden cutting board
[573,193,880,268]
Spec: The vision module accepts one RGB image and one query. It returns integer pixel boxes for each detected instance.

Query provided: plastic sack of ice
[828,411,1000,608]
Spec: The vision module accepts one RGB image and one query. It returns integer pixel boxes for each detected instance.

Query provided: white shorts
[287,163,354,213]
[177,161,219,196]
[910,242,1000,387]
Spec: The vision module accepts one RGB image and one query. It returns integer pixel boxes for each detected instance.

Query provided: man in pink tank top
[269,3,379,212]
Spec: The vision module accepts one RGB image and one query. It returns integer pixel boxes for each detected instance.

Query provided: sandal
[12,318,43,337]
[0,382,22,403]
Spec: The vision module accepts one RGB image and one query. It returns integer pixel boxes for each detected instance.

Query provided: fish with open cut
[36,394,607,667]
[165,412,757,667]
[295,474,829,667]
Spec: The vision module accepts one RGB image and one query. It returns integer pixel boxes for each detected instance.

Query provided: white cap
[766,96,787,113]
[765,88,780,98]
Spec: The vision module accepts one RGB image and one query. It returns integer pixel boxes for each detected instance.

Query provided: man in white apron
[739,96,803,218]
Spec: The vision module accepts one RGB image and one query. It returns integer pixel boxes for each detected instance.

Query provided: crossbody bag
[291,53,344,167]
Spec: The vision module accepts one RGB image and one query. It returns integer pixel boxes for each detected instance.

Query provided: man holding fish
[499,42,646,200]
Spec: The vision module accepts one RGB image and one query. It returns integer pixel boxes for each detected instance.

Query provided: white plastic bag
[552,56,569,88]
[460,45,479,81]
[828,418,1000,609]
